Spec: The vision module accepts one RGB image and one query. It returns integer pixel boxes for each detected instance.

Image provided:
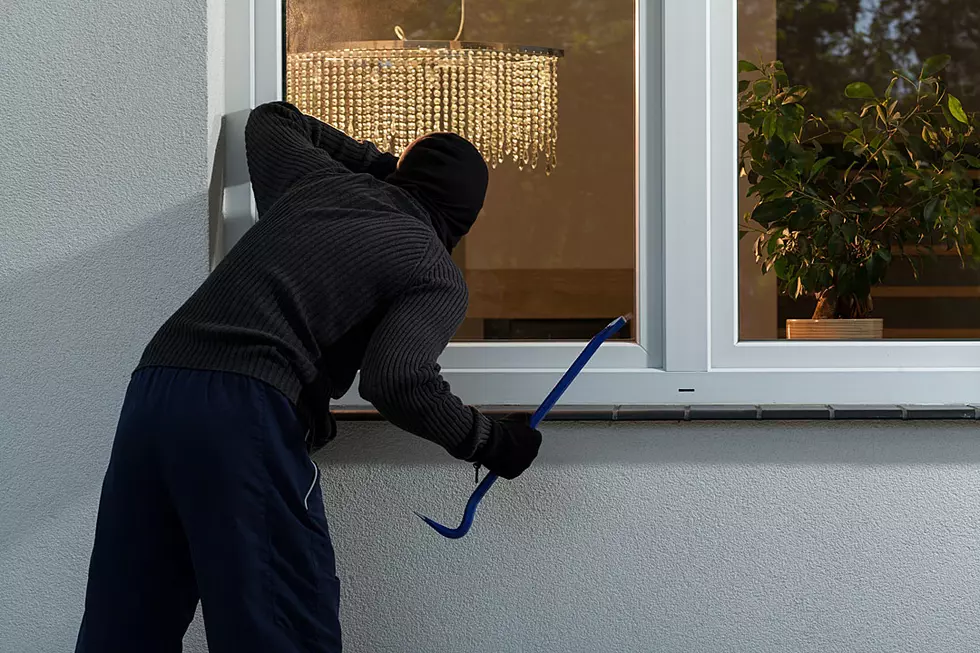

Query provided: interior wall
[737,0,779,340]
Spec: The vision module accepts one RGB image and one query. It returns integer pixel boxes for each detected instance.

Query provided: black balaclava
[386,133,489,251]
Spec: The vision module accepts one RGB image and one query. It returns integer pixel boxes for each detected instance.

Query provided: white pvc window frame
[230,0,980,407]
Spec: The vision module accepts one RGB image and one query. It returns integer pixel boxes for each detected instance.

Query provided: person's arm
[302,114,399,179]
[244,101,398,216]
[358,246,540,478]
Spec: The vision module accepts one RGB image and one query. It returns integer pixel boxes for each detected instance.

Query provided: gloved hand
[477,413,542,480]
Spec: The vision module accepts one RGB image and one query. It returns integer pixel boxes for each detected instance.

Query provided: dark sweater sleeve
[358,246,493,460]
[245,101,399,216]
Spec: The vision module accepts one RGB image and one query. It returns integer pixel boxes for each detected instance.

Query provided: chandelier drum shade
[284,2,564,172]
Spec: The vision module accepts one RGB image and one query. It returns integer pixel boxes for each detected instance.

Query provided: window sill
[335,405,980,422]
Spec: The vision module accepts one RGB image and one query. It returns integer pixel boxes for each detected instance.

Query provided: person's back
[74,102,542,653]
[143,174,434,393]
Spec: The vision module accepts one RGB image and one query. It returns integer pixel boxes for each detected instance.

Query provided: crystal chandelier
[285,0,564,172]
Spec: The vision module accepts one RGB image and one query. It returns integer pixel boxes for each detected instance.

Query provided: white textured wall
[319,421,980,653]
[0,0,211,649]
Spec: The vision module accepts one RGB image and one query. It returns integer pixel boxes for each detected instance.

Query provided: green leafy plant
[739,56,980,319]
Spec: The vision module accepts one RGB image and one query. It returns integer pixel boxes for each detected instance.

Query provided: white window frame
[227,0,979,407]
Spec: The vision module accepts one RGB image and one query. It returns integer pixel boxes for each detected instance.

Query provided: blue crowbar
[415,314,631,539]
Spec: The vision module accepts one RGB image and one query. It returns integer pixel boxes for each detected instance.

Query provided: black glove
[477,413,542,480]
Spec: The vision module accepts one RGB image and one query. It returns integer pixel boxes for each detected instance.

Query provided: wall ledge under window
[335,405,980,422]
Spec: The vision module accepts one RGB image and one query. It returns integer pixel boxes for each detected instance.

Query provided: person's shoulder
[370,218,462,290]
[387,220,448,272]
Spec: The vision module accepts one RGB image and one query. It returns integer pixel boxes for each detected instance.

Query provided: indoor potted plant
[738,56,980,339]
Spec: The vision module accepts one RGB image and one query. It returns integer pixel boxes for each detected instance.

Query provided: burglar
[75,101,542,653]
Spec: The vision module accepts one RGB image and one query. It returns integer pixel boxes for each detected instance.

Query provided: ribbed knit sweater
[138,102,492,459]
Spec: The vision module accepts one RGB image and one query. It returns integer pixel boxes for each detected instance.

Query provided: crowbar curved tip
[416,315,631,540]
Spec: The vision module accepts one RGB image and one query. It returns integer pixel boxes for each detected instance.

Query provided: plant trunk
[812,290,837,319]
[812,290,873,319]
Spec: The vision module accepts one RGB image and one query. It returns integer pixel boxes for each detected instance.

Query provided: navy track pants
[75,366,342,652]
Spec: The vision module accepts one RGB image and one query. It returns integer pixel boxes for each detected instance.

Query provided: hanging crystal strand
[391,55,401,153]
[366,53,376,140]
[347,58,355,135]
[531,61,544,169]
[327,58,337,128]
[483,51,493,164]
[424,60,435,135]
[441,55,450,133]
[414,60,424,140]
[367,58,373,145]
[322,56,330,125]
[453,51,463,139]
[346,56,354,136]
[540,58,551,169]
[415,61,425,143]
[353,55,364,139]
[517,54,527,165]
[403,59,413,149]
[514,58,520,166]
[378,56,386,150]
[511,55,520,166]
[499,51,508,166]
[518,57,528,168]
[407,55,415,147]
[470,51,481,154]
[451,52,460,135]
[433,62,442,133]
[443,60,451,132]
[358,55,366,140]
[371,52,387,150]
[522,57,532,169]
[516,55,525,164]
[326,57,334,125]
[547,56,559,174]
[502,51,512,160]
[463,51,476,144]
[318,57,330,122]
[514,54,524,166]
[385,52,398,152]
[432,59,440,134]
[337,56,345,131]
[370,58,381,147]
[496,51,506,166]
[321,56,329,121]
[381,56,392,151]
[397,55,409,153]
[338,58,348,133]
[541,59,552,173]
[487,52,496,164]
[484,51,493,164]
[301,58,311,118]
[380,57,389,149]
[476,51,490,163]
[293,57,303,113]
[488,51,498,166]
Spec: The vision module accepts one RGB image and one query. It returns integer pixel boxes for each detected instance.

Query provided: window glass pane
[284,1,636,341]
[737,0,980,341]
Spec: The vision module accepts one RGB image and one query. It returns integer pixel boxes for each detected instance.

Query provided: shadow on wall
[0,194,208,554]
[323,420,980,468]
